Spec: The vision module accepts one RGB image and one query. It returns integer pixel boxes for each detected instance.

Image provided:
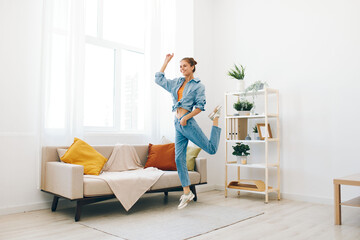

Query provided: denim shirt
[155,72,206,112]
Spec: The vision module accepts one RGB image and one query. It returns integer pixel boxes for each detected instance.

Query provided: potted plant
[244,81,269,115]
[245,80,269,99]
[228,64,245,92]
[253,126,260,140]
[232,142,250,164]
[233,99,253,115]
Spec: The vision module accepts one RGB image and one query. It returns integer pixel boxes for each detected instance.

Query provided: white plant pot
[237,155,247,165]
[253,132,261,140]
[238,111,250,116]
[237,80,245,92]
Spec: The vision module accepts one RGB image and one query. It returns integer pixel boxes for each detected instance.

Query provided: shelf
[227,187,279,194]
[341,196,360,207]
[224,88,280,202]
[225,88,278,96]
[226,138,279,143]
[227,180,268,192]
[226,163,279,168]
[225,114,278,119]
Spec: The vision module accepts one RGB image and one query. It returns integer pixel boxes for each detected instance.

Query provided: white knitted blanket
[86,144,164,211]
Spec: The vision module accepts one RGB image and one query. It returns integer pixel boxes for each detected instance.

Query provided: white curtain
[41,0,85,146]
[41,0,176,146]
[146,0,177,143]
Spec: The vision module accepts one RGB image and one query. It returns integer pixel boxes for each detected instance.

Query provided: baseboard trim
[280,192,332,205]
[0,198,76,216]
[195,184,218,193]
[210,184,333,205]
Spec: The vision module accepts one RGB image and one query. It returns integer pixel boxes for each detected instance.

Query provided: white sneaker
[178,191,195,209]
[208,105,222,120]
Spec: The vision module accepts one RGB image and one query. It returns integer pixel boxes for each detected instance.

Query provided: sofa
[41,145,207,221]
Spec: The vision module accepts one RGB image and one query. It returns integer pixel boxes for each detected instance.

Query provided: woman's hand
[160,53,174,73]
[180,117,187,126]
[164,53,174,64]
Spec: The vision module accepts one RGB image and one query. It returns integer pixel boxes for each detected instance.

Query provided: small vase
[237,155,247,165]
[245,134,251,140]
[237,80,245,92]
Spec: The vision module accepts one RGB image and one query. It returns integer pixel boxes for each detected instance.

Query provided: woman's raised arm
[160,53,174,73]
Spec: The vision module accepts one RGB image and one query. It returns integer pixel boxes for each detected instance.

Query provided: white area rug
[74,193,263,240]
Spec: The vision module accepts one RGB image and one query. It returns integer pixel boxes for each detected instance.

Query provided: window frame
[83,0,145,133]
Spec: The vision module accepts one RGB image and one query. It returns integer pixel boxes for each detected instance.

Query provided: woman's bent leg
[175,128,190,187]
[184,118,221,155]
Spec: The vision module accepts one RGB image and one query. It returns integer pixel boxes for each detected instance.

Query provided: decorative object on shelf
[245,81,269,114]
[245,80,269,96]
[252,126,260,140]
[227,64,245,92]
[232,142,250,164]
[227,118,247,140]
[228,179,267,192]
[238,156,247,165]
[257,123,272,140]
[233,99,253,116]
[245,134,251,140]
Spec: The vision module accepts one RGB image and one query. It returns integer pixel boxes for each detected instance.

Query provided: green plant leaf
[228,64,245,80]
[232,142,250,156]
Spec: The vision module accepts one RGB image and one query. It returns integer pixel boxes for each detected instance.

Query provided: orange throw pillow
[145,143,177,171]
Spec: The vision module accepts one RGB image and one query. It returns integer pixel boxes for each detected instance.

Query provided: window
[45,0,146,132]
[83,0,145,132]
[83,44,115,128]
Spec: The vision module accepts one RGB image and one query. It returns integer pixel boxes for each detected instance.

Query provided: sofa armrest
[45,162,84,200]
[195,157,207,183]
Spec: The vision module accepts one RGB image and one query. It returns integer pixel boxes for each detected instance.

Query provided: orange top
[177,82,186,101]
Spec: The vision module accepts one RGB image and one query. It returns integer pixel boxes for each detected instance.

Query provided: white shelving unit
[224,88,280,203]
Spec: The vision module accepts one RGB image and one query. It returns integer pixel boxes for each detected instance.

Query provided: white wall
[194,0,360,202]
[193,0,222,187]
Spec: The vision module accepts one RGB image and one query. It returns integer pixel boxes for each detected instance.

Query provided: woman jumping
[155,53,222,209]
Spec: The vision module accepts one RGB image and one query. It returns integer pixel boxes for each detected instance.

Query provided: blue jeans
[174,112,221,187]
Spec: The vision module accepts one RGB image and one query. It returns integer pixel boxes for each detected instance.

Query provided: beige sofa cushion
[83,171,200,197]
[150,171,200,190]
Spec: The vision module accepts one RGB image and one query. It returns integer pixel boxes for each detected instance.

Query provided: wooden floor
[0,190,359,240]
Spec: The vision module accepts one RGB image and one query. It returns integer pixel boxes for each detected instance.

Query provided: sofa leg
[51,196,59,212]
[190,185,197,201]
[75,201,82,222]
[164,191,168,196]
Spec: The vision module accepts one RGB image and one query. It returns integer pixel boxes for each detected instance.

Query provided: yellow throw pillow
[61,138,108,175]
[186,146,201,171]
